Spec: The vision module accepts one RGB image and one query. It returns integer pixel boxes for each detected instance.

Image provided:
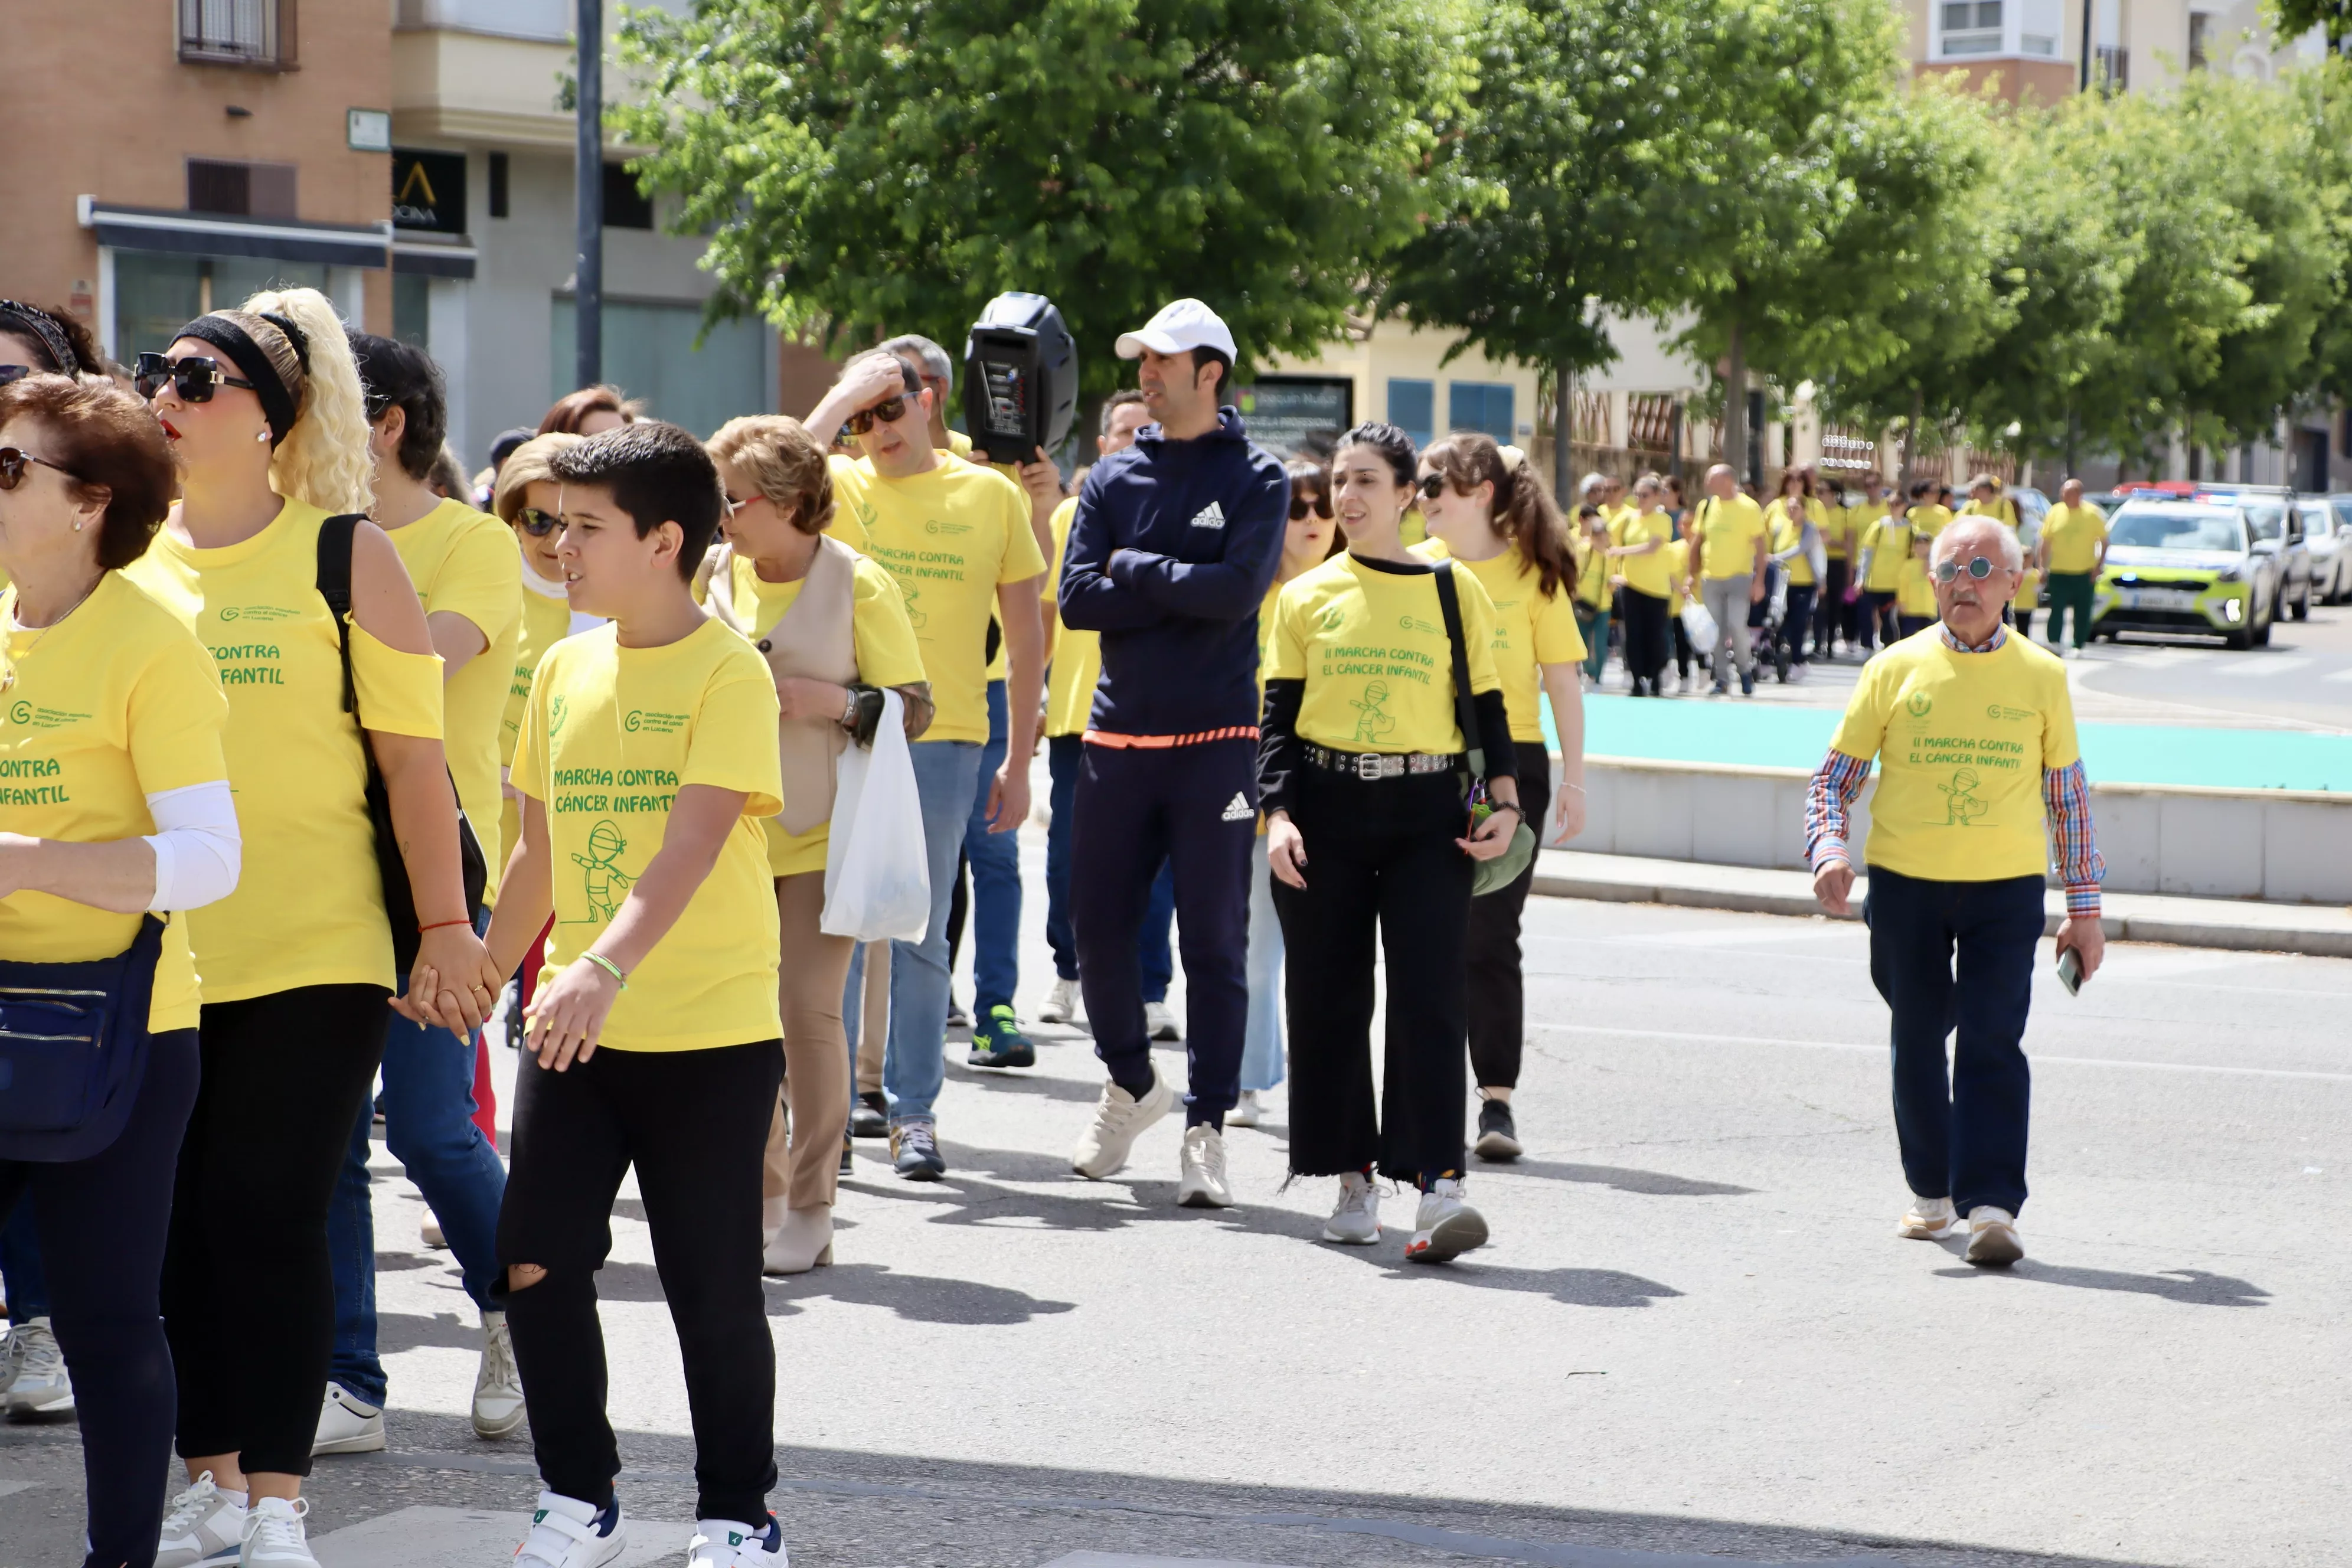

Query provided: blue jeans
[328,912,507,1406]
[1240,848,1285,1093]
[0,1200,48,1322]
[960,680,1023,1017]
[1048,734,1176,999]
[887,739,985,1123]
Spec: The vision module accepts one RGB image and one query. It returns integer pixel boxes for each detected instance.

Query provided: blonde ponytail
[236,286,374,517]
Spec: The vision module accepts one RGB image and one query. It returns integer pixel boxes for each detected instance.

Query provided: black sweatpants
[1465,762,1551,1093]
[163,985,388,1477]
[1273,769,1472,1185]
[496,1038,783,1525]
[0,1027,197,1567]
[1620,589,1671,692]
[1818,560,1851,655]
[1071,738,1256,1125]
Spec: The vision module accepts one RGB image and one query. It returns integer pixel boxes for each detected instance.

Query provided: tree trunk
[1553,361,1573,504]
[2064,404,2079,480]
[1721,313,1747,482]
[1902,387,1923,491]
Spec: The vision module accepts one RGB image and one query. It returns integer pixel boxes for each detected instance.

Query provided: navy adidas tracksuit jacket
[1057,408,1288,1120]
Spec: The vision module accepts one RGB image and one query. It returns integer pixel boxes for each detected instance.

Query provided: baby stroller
[1746,562,1794,684]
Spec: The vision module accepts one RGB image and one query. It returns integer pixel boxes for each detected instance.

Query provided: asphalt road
[2,858,2345,1568]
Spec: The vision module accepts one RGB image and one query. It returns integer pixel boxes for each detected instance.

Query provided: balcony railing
[179,0,290,68]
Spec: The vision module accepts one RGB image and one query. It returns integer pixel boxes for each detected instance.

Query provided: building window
[1387,380,1433,448]
[1449,381,1514,441]
[2095,44,2129,91]
[2188,11,2211,69]
[113,254,329,362]
[178,0,292,68]
[602,164,654,230]
[393,274,432,350]
[551,298,766,439]
[1937,0,2004,54]
[488,152,511,220]
[2017,0,2062,54]
[187,159,298,219]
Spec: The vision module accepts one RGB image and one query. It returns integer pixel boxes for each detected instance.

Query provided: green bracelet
[582,952,629,989]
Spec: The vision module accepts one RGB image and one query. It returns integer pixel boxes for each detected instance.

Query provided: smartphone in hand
[2056,948,2085,996]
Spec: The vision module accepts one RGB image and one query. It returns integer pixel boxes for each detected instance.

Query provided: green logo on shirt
[1940,768,1990,825]
[1985,704,2033,721]
[1351,681,1396,745]
[1906,691,1933,719]
[218,605,298,623]
[548,695,569,737]
[571,819,635,922]
[924,518,972,536]
[1318,606,1346,633]
[625,709,686,734]
[1399,615,1440,635]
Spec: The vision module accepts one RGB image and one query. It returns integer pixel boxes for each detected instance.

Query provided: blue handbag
[0,914,165,1162]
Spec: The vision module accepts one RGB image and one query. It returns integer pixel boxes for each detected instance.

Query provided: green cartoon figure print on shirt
[1351,680,1396,746]
[1939,768,1989,826]
[571,819,635,922]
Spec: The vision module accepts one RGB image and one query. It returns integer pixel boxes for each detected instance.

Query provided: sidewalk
[1531,847,2352,958]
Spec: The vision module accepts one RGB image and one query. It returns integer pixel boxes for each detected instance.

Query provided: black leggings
[163,985,389,1477]
[0,1027,197,1566]
[496,1038,782,1525]
[1273,769,1472,1185]
[1620,589,1671,691]
[1466,760,1552,1092]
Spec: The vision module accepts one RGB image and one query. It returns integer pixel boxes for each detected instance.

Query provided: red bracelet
[419,917,472,933]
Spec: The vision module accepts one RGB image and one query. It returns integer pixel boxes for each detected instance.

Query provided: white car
[2312,498,2352,603]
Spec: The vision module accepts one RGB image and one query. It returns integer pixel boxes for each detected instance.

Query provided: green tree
[612,0,1458,416]
[2266,0,2352,48]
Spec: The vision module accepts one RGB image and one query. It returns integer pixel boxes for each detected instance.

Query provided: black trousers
[1619,589,1671,691]
[1071,738,1256,1124]
[1466,760,1551,1092]
[1818,560,1851,655]
[1273,768,1472,1185]
[163,985,389,1477]
[496,1039,782,1525]
[1860,589,1899,649]
[0,1027,197,1567]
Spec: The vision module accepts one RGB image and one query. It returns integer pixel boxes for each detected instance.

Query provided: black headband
[175,314,301,447]
[0,301,79,376]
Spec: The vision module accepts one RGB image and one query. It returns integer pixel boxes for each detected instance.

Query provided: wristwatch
[840,688,860,730]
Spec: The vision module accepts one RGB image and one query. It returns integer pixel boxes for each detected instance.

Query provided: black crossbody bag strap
[1429,561,1486,788]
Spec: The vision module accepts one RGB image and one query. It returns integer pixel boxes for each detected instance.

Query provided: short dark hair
[1908,478,1936,501]
[547,420,723,582]
[347,331,449,482]
[1188,347,1231,399]
[0,374,175,570]
[1099,388,1148,436]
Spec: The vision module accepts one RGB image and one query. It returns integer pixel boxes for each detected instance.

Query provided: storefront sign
[392,150,467,235]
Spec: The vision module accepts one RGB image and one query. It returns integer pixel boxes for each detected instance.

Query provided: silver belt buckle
[1355,753,1385,781]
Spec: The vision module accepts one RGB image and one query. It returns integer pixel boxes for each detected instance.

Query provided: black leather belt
[1304,744,1458,780]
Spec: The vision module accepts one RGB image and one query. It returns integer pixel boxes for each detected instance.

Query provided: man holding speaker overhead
[1057,299,1287,1208]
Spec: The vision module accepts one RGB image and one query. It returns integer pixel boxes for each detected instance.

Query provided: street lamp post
[575,0,603,392]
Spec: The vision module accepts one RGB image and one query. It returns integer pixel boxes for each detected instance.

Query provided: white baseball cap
[1115,298,1237,362]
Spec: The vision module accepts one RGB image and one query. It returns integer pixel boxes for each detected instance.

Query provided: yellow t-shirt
[1844,502,1888,562]
[1821,507,1853,561]
[1616,509,1677,601]
[125,498,444,1002]
[499,568,603,874]
[721,551,926,877]
[1695,494,1769,579]
[387,498,521,900]
[1572,533,1613,610]
[0,573,229,1031]
[1768,498,1824,587]
[825,454,1046,744]
[1830,630,2079,881]
[1961,496,2019,529]
[1861,516,1915,593]
[512,619,785,1051]
[1417,540,1586,745]
[2041,503,2108,574]
[1044,496,1100,739]
[1268,554,1502,754]
[1664,538,1693,610]
[1909,503,1955,539]
[1896,550,1939,618]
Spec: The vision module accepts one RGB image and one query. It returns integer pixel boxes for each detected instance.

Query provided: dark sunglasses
[844,396,909,436]
[133,352,257,404]
[1932,556,2001,583]
[514,507,563,538]
[0,365,37,388]
[1415,473,1449,501]
[0,447,79,491]
[1289,491,1331,521]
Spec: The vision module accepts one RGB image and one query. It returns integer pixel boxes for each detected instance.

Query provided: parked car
[2315,496,2352,602]
[2095,500,2279,649]
[2195,486,2312,620]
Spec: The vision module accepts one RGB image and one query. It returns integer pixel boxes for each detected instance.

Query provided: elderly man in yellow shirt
[2036,478,2109,655]
[1807,515,2105,1270]
[1687,463,1770,695]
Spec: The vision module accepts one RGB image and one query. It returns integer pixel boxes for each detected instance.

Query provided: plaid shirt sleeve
[2043,759,2105,917]
[1804,748,1873,871]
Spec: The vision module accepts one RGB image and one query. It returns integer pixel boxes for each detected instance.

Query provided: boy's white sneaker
[1070,1063,1175,1178]
[473,1310,526,1438]
[514,1491,627,1568]
[156,1471,246,1568]
[1322,1172,1381,1244]
[239,1497,316,1568]
[1038,976,1080,1024]
[688,1515,787,1567]
[1404,1177,1488,1263]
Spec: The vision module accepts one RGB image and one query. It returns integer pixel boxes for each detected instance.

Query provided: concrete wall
[1562,754,2352,904]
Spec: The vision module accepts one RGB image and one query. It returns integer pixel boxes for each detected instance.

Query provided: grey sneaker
[1404,1177,1488,1263]
[1,1317,72,1419]
[1321,1172,1381,1244]
[890,1119,947,1181]
[1070,1064,1176,1178]
[155,1471,246,1568]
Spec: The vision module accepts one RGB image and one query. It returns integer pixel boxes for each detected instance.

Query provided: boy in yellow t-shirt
[482,421,790,1550]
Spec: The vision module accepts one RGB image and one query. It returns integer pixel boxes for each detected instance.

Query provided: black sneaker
[1474,1099,1523,1162]
[890,1120,947,1181]
[966,1005,1036,1069]
[839,1131,855,1176]
[850,1090,888,1139]
[1739,668,1756,696]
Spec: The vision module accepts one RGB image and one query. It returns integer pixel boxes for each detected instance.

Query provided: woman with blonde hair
[701,414,930,1276]
[128,286,497,1566]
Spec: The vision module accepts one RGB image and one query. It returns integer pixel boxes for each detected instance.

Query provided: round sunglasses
[133,352,257,404]
[1932,555,2005,583]
[1289,491,1331,521]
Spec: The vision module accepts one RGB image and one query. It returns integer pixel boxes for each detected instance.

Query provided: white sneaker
[1070,1063,1176,1178]
[310,1380,384,1456]
[1,1317,73,1418]
[156,1471,247,1568]
[1226,1089,1263,1129]
[1038,976,1081,1024]
[1965,1206,2024,1266]
[1322,1172,1381,1244]
[1144,1001,1181,1041]
[420,1214,447,1249]
[1897,1194,1960,1239]
[514,1491,627,1568]
[1176,1123,1233,1208]
[472,1310,525,1439]
[688,1515,786,1567]
[1404,1177,1488,1263]
[240,1497,316,1568]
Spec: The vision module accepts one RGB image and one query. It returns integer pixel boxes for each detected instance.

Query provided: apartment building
[1904,0,2329,102]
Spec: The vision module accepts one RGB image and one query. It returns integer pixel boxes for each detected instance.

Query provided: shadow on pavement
[1931,1261,2271,1306]
[377,1309,486,1354]
[1479,1159,1758,1197]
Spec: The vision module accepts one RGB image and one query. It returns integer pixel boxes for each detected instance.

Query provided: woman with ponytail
[127,288,499,1567]
[1413,433,1589,1162]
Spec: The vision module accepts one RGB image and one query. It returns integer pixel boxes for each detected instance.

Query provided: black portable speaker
[962,293,1079,464]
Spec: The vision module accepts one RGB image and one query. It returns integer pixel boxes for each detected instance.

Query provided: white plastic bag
[820,690,932,942]
[1679,599,1719,652]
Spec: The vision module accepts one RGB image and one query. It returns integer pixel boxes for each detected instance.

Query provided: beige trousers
[855,940,888,1095]
[763,873,855,1210]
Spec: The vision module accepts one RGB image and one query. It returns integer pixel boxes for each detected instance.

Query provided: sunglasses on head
[0,447,79,492]
[1289,491,1331,521]
[514,507,562,538]
[133,352,257,404]
[844,396,909,436]
[1415,473,1451,501]
[0,365,38,389]
[1932,556,2000,583]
